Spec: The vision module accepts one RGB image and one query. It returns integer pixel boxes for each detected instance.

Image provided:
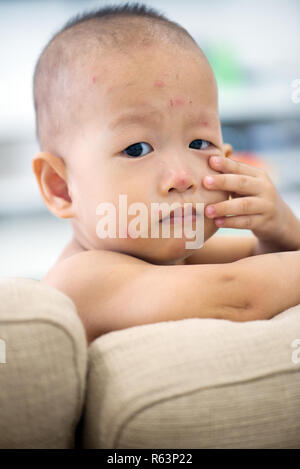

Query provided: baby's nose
[167,172,196,193]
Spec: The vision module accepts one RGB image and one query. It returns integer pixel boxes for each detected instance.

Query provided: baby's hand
[203,155,300,252]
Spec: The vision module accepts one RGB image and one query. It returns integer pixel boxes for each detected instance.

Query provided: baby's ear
[223,143,233,158]
[32,152,74,219]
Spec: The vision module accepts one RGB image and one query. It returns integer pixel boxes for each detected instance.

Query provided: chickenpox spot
[91,66,108,84]
[202,120,208,127]
[179,175,188,185]
[169,97,185,108]
[175,97,185,106]
[154,80,165,88]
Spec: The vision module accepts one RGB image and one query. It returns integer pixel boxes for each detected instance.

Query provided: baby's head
[32,2,232,265]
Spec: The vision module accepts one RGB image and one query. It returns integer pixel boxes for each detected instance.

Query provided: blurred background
[0,0,299,279]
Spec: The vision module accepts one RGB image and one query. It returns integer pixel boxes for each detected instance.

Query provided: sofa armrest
[0,277,87,449]
[82,304,300,449]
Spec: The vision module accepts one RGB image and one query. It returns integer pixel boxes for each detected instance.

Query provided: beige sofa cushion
[0,278,87,449]
[82,305,300,449]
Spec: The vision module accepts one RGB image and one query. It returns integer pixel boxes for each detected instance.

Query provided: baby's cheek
[206,189,228,206]
[218,189,230,202]
[203,217,219,240]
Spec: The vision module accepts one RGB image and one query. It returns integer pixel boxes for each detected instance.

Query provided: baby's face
[67,44,229,265]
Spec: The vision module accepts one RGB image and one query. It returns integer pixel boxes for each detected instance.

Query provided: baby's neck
[54,237,86,266]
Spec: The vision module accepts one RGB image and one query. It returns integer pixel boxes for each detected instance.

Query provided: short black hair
[59,2,193,35]
[33,2,202,157]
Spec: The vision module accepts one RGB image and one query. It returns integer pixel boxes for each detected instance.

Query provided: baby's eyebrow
[108,109,213,131]
[109,109,163,131]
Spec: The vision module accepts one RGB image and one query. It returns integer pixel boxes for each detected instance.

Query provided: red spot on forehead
[154,80,165,88]
[169,97,185,107]
[91,66,108,84]
[174,97,185,106]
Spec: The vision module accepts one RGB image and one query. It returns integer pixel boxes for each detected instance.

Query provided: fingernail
[205,176,214,185]
[211,156,220,164]
[206,206,215,215]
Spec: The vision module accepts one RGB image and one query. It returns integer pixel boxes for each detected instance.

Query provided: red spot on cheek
[154,80,165,88]
[92,76,97,84]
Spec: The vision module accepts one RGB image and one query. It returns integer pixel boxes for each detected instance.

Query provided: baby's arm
[43,250,249,343]
[235,250,300,318]
[43,249,300,344]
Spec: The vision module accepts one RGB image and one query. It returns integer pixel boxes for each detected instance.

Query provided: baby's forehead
[34,12,216,153]
[63,44,219,138]
[81,45,215,98]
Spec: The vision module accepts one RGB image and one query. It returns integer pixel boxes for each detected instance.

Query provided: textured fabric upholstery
[82,305,300,449]
[0,278,87,449]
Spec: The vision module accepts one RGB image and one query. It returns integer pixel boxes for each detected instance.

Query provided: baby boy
[32,3,300,344]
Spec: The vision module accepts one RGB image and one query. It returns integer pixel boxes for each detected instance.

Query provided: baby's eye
[189,139,212,150]
[121,139,213,158]
[121,142,152,158]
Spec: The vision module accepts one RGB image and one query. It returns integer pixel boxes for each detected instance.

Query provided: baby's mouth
[159,206,198,223]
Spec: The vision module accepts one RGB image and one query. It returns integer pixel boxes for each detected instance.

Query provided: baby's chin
[145,222,218,265]
[97,218,218,266]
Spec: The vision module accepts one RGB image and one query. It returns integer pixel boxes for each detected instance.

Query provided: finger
[204,173,262,195]
[214,214,263,230]
[209,155,261,177]
[205,196,266,219]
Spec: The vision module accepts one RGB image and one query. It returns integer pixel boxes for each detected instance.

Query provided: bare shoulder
[42,248,155,343]
[43,248,150,287]
[40,244,263,343]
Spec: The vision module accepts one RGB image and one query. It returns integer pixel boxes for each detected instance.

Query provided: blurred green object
[204,42,245,87]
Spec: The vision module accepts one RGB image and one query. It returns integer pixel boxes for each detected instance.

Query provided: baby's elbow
[229,260,275,321]
[221,261,264,322]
